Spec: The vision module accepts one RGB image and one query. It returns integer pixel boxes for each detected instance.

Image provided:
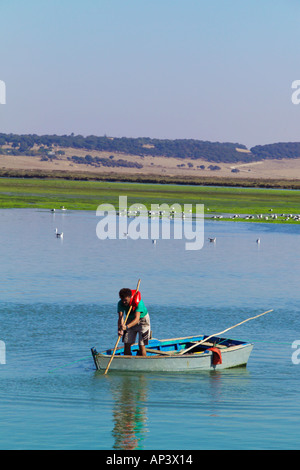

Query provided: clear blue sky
[1,0,300,148]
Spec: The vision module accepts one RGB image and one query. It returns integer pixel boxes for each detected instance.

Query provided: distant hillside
[0,133,250,163]
[1,133,300,164]
[250,142,300,160]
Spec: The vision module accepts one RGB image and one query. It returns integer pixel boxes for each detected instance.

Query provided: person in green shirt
[118,288,151,357]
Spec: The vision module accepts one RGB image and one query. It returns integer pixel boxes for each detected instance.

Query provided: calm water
[0,208,299,449]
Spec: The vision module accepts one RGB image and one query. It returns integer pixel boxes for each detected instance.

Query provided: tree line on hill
[70,155,143,169]
[250,142,300,160]
[1,133,300,163]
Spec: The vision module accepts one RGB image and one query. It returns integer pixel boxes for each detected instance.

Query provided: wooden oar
[104,279,141,375]
[178,309,274,356]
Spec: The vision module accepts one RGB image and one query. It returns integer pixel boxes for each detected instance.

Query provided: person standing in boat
[118,288,151,357]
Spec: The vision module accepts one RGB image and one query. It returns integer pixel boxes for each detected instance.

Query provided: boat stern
[91,347,100,370]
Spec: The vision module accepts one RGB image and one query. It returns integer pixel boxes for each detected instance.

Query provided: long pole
[104,279,141,375]
[179,309,274,356]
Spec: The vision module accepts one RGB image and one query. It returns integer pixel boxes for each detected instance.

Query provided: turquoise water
[0,208,299,449]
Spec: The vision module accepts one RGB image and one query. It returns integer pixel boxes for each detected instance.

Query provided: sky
[1,0,300,149]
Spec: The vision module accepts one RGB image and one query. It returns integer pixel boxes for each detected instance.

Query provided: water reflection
[207,368,251,417]
[104,367,251,449]
[108,374,149,450]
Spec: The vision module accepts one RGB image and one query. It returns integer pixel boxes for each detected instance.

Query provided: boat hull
[91,335,253,372]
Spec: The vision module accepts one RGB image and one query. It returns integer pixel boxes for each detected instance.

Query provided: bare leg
[139,344,147,357]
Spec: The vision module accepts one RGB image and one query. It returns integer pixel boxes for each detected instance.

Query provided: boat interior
[101,335,248,357]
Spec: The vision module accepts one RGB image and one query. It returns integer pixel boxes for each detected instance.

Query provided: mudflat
[1,147,300,182]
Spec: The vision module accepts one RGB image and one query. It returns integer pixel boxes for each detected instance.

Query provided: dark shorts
[123,313,150,346]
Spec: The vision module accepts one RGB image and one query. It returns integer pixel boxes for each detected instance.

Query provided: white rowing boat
[91,334,253,372]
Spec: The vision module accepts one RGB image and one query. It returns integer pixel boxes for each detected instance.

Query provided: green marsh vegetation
[0,178,300,223]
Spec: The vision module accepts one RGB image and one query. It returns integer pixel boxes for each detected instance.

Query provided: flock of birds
[51,205,262,245]
[212,212,300,222]
[120,208,195,219]
[208,237,260,244]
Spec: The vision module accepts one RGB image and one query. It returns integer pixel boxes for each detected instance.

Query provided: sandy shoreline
[1,147,300,181]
